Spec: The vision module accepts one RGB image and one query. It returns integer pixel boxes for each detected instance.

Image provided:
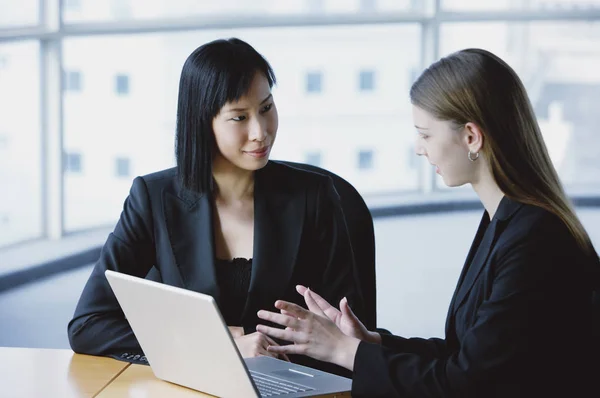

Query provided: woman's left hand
[256,292,361,371]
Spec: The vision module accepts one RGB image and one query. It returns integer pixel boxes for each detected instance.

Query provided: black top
[67,161,363,371]
[351,196,600,398]
[214,257,252,326]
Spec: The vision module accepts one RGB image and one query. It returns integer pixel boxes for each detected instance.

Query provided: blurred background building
[1,0,600,348]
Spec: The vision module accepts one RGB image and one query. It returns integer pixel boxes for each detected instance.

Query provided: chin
[241,156,270,171]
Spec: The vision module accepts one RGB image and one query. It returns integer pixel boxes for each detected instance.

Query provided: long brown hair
[410,48,593,254]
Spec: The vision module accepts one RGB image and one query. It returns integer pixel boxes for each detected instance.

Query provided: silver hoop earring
[468,151,479,162]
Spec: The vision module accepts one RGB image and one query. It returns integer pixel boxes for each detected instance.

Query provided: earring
[468,151,479,162]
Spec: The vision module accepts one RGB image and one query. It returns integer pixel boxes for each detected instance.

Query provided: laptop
[105,270,352,397]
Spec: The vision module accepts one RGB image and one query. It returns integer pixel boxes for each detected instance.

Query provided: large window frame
[1,0,599,242]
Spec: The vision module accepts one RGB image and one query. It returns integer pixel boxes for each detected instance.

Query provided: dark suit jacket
[68,161,364,370]
[352,196,599,398]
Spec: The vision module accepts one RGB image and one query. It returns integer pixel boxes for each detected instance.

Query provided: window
[0,0,39,27]
[0,40,42,247]
[115,74,130,95]
[115,157,130,177]
[358,150,374,170]
[306,71,322,93]
[65,0,81,11]
[359,70,376,91]
[360,0,377,12]
[307,0,325,13]
[305,152,322,167]
[64,71,82,92]
[65,152,82,173]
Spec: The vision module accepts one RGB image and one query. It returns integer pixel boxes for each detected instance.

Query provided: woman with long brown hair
[256,48,600,397]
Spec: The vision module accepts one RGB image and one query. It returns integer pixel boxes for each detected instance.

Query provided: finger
[259,349,279,359]
[281,309,295,318]
[340,297,358,321]
[272,301,311,319]
[256,324,297,342]
[279,352,291,362]
[304,289,326,318]
[301,289,341,321]
[267,344,307,356]
[263,334,280,347]
[296,285,308,295]
[257,310,301,329]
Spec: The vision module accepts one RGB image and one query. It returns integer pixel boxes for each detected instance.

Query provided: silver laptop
[105,270,351,397]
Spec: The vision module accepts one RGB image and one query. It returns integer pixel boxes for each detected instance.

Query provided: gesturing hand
[256,295,360,371]
[295,285,380,344]
[234,332,289,361]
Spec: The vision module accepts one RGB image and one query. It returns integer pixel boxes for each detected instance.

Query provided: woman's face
[212,72,278,172]
[412,105,475,187]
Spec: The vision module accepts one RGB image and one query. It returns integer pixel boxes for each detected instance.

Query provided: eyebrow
[414,125,429,130]
[226,94,273,113]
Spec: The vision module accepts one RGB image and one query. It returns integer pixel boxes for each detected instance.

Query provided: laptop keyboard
[249,370,315,397]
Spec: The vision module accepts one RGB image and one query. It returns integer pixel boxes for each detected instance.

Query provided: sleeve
[351,218,579,398]
[313,176,366,325]
[67,177,156,364]
[379,333,449,359]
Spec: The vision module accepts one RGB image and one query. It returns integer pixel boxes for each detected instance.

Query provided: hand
[296,285,381,344]
[228,326,244,338]
[256,300,360,371]
[234,332,290,361]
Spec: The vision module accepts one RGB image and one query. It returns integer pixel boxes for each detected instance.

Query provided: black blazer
[68,161,363,369]
[352,196,599,398]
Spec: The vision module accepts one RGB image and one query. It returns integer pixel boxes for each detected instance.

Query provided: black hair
[175,38,276,194]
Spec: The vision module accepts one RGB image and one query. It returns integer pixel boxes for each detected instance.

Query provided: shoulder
[503,203,569,242]
[130,167,178,199]
[139,167,178,184]
[495,201,581,268]
[261,161,335,191]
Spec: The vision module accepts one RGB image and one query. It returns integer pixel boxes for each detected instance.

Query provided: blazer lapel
[242,163,305,322]
[164,188,220,303]
[451,196,524,313]
[445,212,489,332]
[452,217,499,312]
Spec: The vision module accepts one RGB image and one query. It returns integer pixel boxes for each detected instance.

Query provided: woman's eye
[232,115,246,122]
[261,103,273,113]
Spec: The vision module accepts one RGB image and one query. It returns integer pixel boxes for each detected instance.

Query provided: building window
[115,157,130,177]
[305,151,322,167]
[65,152,82,173]
[359,70,376,92]
[65,0,81,11]
[64,70,82,92]
[115,74,130,96]
[307,0,324,13]
[360,0,377,12]
[0,55,8,69]
[306,71,322,93]
[358,150,374,170]
[409,145,419,169]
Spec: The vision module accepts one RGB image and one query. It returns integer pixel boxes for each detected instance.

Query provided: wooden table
[99,363,351,397]
[97,364,215,397]
[0,347,351,397]
[0,347,129,398]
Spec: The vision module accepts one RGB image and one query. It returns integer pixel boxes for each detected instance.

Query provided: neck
[472,172,504,220]
[212,155,255,203]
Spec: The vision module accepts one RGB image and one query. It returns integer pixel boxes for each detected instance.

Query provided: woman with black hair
[68,38,363,369]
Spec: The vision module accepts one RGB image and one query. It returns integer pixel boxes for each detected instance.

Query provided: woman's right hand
[234,332,290,361]
[295,285,381,344]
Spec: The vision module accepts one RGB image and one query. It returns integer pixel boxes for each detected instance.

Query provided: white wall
[374,207,600,337]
